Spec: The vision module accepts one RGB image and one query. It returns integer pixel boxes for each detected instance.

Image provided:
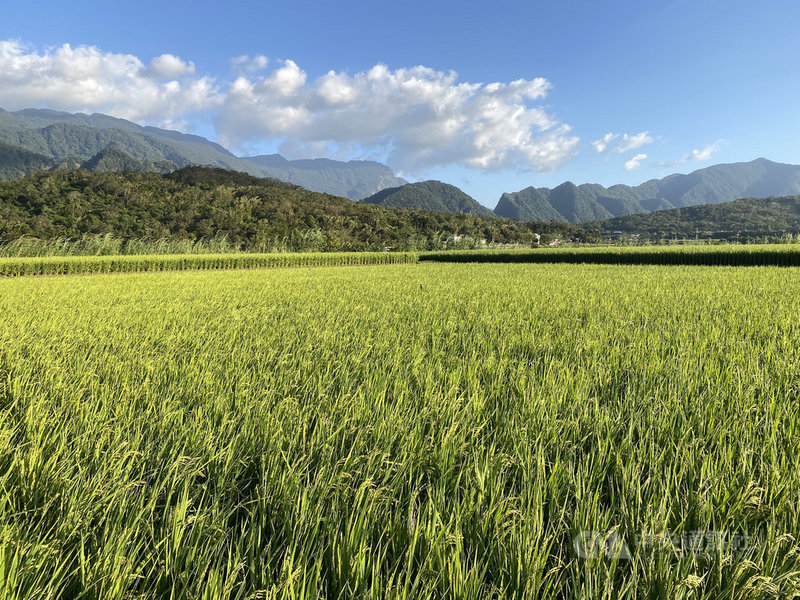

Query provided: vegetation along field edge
[4,245,800,276]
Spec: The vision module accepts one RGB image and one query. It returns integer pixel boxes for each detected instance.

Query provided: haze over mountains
[0,109,405,199]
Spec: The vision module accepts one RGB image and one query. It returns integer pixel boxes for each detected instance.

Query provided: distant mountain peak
[495,158,800,222]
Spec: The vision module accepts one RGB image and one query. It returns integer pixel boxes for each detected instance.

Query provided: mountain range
[495,159,800,223]
[358,159,800,225]
[2,109,800,227]
[0,108,405,199]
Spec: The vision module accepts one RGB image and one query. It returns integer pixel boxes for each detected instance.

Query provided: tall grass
[0,234,243,258]
[1,263,799,598]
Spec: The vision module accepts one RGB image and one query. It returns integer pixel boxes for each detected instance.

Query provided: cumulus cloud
[217,62,578,173]
[658,140,723,167]
[0,40,579,173]
[624,153,647,170]
[592,131,653,154]
[146,54,195,79]
[0,40,220,124]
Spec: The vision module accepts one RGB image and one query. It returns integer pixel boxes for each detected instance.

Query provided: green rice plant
[0,251,418,277]
[0,263,799,598]
[420,244,800,266]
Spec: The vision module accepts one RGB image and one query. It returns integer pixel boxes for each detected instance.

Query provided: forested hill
[361,180,496,218]
[585,195,800,239]
[0,167,582,251]
[0,140,59,180]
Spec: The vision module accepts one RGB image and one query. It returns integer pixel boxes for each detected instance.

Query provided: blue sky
[2,0,798,207]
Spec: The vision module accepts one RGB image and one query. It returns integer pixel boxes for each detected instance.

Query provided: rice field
[421,244,800,266]
[0,251,417,277]
[3,245,800,278]
[1,261,799,599]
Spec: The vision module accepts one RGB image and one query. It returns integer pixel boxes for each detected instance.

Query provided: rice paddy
[1,260,799,598]
[421,244,800,266]
[3,245,800,278]
[0,251,417,277]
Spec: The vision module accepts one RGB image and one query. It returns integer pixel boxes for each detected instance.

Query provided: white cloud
[592,131,653,154]
[592,133,618,153]
[624,153,647,170]
[616,132,653,153]
[315,71,359,105]
[688,141,721,161]
[217,63,578,173]
[0,40,220,125]
[146,54,195,79]
[0,40,579,174]
[659,140,724,167]
[245,59,307,98]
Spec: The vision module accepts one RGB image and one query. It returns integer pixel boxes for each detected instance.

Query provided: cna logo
[573,531,632,560]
